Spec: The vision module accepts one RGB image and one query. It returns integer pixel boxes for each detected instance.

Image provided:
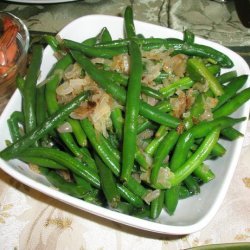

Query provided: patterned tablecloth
[0,0,250,249]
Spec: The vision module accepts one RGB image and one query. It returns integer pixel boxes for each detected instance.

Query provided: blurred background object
[234,0,250,28]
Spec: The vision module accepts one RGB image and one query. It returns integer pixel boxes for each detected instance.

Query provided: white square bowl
[0,15,249,235]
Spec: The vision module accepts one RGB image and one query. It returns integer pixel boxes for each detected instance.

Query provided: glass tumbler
[0,12,29,113]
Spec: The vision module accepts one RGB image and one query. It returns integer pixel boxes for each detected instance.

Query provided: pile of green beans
[1,5,249,220]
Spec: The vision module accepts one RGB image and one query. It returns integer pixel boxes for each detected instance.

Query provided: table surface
[0,1,250,249]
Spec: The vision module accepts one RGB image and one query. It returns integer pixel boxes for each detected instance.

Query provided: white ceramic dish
[0,15,250,235]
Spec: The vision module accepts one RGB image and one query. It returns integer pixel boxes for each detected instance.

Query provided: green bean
[168,128,220,187]
[141,85,164,100]
[82,29,111,46]
[183,175,200,195]
[183,29,195,44]
[183,116,193,130]
[178,185,192,199]
[124,5,136,38]
[144,38,233,68]
[187,57,224,96]
[124,176,149,199]
[101,70,128,86]
[19,156,65,170]
[137,120,157,135]
[213,87,250,119]
[73,173,101,205]
[18,147,100,188]
[82,36,98,46]
[0,91,90,160]
[164,186,180,215]
[150,190,164,219]
[94,154,120,208]
[190,117,245,138]
[137,101,172,134]
[79,147,97,171]
[23,44,43,133]
[95,37,234,68]
[98,27,112,43]
[68,118,87,147]
[207,64,221,76]
[113,202,135,215]
[73,173,94,193]
[16,75,25,96]
[192,140,226,158]
[93,38,159,48]
[111,107,124,141]
[154,100,172,113]
[36,86,47,126]
[43,34,60,51]
[118,142,151,171]
[145,125,168,156]
[45,70,64,114]
[43,169,93,199]
[159,77,194,98]
[80,118,120,176]
[117,183,145,208]
[121,40,143,181]
[170,132,194,172]
[10,111,24,125]
[187,63,220,82]
[79,28,111,46]
[60,132,84,156]
[7,111,24,143]
[94,127,151,171]
[217,70,237,84]
[107,132,119,149]
[118,203,149,217]
[141,101,180,128]
[190,94,204,120]
[62,39,127,59]
[213,75,248,111]
[193,164,215,183]
[132,207,150,219]
[151,130,179,186]
[36,85,49,146]
[134,148,152,170]
[154,72,170,83]
[170,116,244,171]
[48,54,73,77]
[141,102,180,128]
[71,50,126,100]
[99,134,120,160]
[210,142,226,158]
[220,127,243,141]
[157,126,172,139]
[82,189,103,205]
[7,117,21,143]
